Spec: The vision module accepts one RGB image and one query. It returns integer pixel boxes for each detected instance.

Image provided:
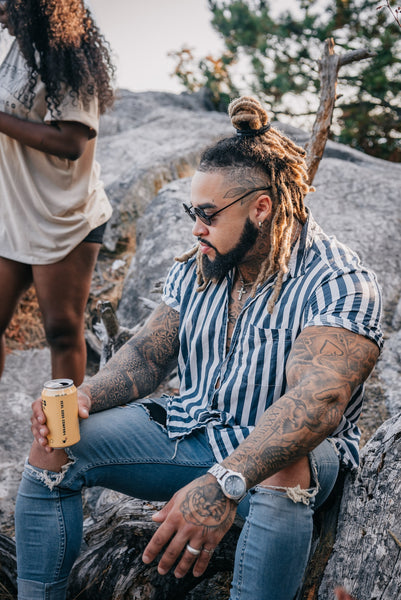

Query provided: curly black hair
[7,0,115,115]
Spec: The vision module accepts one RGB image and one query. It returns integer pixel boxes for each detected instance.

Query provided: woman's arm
[0,111,92,160]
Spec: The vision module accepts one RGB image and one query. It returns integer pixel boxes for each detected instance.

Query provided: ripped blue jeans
[15,399,340,600]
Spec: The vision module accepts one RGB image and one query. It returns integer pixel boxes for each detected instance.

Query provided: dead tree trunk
[317,412,401,599]
[305,38,375,185]
[67,492,241,600]
[0,533,17,599]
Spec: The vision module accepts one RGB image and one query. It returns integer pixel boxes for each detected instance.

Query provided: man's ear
[252,193,272,225]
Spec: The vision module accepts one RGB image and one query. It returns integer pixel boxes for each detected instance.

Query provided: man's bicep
[138,301,180,366]
[286,326,380,403]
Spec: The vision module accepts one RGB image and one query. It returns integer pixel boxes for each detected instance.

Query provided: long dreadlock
[176,96,313,313]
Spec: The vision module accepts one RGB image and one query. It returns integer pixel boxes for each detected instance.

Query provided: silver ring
[186,543,201,556]
[202,547,214,555]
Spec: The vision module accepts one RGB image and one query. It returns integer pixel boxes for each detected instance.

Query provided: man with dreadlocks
[19,96,382,600]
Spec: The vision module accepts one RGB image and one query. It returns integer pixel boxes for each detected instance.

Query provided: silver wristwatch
[208,464,247,503]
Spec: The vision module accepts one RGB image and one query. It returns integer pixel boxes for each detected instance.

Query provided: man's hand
[30,387,91,453]
[142,474,237,578]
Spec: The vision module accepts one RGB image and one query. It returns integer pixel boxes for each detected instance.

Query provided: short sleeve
[302,268,383,350]
[44,91,99,135]
[162,261,185,312]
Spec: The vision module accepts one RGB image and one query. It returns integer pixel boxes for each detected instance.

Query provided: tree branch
[305,39,376,186]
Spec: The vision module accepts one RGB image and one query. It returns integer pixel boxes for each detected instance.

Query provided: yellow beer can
[41,379,80,448]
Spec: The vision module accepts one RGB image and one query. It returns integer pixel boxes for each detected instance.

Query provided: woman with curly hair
[0,0,115,385]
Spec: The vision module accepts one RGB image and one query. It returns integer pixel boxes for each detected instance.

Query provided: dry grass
[5,286,46,353]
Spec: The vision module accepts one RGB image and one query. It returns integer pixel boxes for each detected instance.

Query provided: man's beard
[200,217,259,282]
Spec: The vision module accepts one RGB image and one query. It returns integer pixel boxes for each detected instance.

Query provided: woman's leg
[32,241,101,386]
[230,440,340,600]
[0,257,32,377]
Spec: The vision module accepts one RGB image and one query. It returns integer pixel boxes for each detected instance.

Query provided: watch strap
[208,463,230,482]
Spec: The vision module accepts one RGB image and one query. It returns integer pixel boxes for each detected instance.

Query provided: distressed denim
[15,399,339,600]
[231,439,340,600]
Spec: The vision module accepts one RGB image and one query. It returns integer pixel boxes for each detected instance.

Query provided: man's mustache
[197,237,217,251]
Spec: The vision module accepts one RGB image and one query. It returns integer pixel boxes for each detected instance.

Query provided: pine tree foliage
[171,0,401,161]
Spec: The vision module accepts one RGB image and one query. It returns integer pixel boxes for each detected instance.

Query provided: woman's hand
[31,387,91,453]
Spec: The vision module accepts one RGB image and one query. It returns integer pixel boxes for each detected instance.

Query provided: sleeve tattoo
[84,303,180,413]
[225,326,380,487]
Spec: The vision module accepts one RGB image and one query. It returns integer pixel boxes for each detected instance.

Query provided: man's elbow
[321,392,350,435]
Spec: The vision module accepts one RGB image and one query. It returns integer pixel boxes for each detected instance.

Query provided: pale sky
[91,0,299,94]
[0,0,300,94]
[92,0,225,93]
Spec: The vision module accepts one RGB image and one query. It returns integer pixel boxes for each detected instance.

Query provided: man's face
[189,170,266,281]
[201,217,259,281]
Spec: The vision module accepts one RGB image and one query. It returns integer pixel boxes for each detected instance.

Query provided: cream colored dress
[0,40,112,264]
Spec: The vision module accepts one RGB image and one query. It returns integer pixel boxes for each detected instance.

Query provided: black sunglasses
[182,187,270,226]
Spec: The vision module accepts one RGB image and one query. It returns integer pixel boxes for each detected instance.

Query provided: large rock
[97,90,232,252]
[0,348,51,530]
[1,89,400,598]
[117,178,193,325]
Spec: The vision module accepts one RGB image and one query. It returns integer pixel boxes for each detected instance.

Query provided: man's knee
[259,456,311,490]
[28,440,70,473]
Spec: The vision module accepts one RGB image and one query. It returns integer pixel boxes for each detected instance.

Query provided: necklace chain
[237,267,254,301]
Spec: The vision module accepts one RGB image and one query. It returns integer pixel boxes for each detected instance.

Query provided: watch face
[224,474,246,499]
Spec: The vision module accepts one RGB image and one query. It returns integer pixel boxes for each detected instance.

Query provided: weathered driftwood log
[317,412,401,599]
[67,491,240,600]
[0,533,17,599]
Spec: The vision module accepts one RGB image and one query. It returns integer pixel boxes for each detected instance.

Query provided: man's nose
[192,217,209,238]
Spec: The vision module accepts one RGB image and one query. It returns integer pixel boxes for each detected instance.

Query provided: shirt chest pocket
[237,325,294,395]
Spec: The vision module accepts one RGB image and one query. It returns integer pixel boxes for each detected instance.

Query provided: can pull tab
[44,378,73,389]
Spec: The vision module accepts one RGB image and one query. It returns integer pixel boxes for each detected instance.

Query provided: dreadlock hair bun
[228,96,269,134]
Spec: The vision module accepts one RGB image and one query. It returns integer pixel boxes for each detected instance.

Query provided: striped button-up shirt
[162,212,383,469]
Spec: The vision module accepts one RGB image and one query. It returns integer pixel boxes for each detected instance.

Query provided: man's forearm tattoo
[226,327,380,487]
[85,304,180,413]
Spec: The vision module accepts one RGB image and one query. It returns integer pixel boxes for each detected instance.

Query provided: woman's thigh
[32,242,100,329]
[0,257,32,329]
